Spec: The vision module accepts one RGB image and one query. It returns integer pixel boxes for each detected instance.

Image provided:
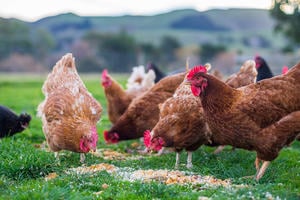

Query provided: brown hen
[145,60,257,168]
[103,72,186,144]
[185,61,300,180]
[101,66,155,124]
[38,53,102,163]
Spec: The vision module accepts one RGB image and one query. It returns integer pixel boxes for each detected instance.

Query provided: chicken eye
[87,138,93,142]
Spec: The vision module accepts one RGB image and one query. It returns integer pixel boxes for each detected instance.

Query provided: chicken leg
[254,158,270,180]
[186,151,193,169]
[80,153,86,163]
[254,111,300,180]
[175,152,180,169]
[256,161,270,181]
[213,145,225,154]
[54,152,61,165]
[255,157,260,171]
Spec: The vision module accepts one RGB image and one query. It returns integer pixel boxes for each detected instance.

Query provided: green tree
[270,0,300,44]
[159,35,181,64]
[199,43,227,63]
[83,31,137,72]
[0,19,33,59]
[139,43,161,63]
[32,29,55,59]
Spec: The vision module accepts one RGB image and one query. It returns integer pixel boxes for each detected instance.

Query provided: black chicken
[254,56,273,82]
[146,62,166,83]
[0,105,31,138]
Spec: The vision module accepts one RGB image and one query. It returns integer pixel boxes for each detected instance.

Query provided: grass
[0,73,299,199]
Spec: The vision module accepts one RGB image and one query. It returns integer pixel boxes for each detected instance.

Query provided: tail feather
[141,69,155,89]
[257,111,300,161]
[53,53,76,73]
[127,65,155,90]
[127,65,146,89]
[42,53,84,95]
[61,53,75,69]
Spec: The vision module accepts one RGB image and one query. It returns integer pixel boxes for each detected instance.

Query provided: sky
[0,0,273,22]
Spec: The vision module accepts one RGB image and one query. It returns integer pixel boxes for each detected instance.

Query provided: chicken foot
[254,158,270,181]
[214,145,236,154]
[157,147,165,156]
[80,153,86,163]
[175,152,180,169]
[213,145,225,154]
[186,151,193,169]
[175,151,193,169]
[54,152,61,165]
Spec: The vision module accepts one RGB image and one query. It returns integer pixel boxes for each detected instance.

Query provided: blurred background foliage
[0,0,299,75]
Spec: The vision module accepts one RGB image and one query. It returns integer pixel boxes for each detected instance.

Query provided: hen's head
[185,65,208,97]
[19,113,31,129]
[103,130,119,144]
[101,69,112,88]
[254,55,266,69]
[79,126,99,153]
[144,130,165,151]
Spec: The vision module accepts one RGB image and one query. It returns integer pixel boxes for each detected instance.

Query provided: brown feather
[102,69,154,124]
[105,72,186,142]
[191,62,300,161]
[38,53,102,153]
[150,60,257,154]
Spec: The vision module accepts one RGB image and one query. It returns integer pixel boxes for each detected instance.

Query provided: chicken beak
[21,123,28,129]
[89,146,97,153]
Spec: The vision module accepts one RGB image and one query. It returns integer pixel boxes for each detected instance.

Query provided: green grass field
[0,74,299,199]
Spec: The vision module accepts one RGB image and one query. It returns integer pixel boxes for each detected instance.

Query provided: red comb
[101,69,108,80]
[187,65,207,79]
[143,130,151,148]
[282,66,288,75]
[103,130,109,142]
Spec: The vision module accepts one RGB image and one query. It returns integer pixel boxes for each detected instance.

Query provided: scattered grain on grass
[67,163,116,174]
[91,148,144,160]
[45,172,58,181]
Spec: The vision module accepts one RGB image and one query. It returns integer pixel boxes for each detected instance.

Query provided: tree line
[0,19,227,73]
[0,0,298,73]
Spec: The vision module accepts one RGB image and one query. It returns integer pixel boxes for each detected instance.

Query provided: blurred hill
[31,9,276,45]
[0,8,298,75]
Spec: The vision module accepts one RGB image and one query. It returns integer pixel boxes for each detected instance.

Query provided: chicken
[0,105,31,138]
[210,69,224,81]
[101,66,155,124]
[185,62,300,180]
[255,55,273,82]
[37,53,102,163]
[103,72,186,144]
[225,61,257,88]
[143,75,208,169]
[213,60,258,154]
[126,65,156,94]
[146,62,166,83]
[145,60,257,168]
